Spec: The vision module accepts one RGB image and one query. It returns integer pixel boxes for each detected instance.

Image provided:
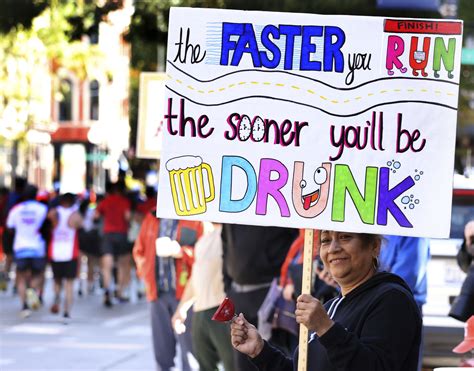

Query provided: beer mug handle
[202,163,215,202]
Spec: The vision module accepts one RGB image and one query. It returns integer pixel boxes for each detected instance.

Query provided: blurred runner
[95,181,131,307]
[6,185,48,318]
[47,193,83,323]
[450,221,474,323]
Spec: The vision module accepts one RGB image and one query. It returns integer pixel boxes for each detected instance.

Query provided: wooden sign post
[297,229,314,371]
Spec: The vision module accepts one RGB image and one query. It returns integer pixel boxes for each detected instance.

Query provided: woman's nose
[328,240,340,252]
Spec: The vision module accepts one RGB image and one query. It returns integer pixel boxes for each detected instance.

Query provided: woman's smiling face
[319,231,380,294]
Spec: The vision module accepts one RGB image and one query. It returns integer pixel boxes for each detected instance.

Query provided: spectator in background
[449,221,474,322]
[95,181,131,306]
[47,193,83,322]
[6,185,48,318]
[222,224,298,371]
[133,209,203,371]
[379,235,430,371]
[172,222,235,371]
[456,220,474,273]
[379,236,430,312]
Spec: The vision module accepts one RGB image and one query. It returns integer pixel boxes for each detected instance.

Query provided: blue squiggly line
[167,59,459,91]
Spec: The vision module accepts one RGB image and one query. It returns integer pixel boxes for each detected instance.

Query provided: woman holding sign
[230,230,422,370]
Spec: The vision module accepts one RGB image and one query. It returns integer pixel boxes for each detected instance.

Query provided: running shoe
[103,291,113,308]
[87,284,95,295]
[26,288,40,310]
[50,303,60,314]
[62,313,71,325]
[117,295,130,303]
[20,308,32,319]
[0,272,7,291]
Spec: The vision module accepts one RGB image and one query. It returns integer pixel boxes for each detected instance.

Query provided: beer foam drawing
[166,155,215,216]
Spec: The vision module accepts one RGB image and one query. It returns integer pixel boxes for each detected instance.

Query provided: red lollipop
[212,297,236,322]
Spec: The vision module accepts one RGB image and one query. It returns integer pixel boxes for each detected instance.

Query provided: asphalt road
[0,273,198,371]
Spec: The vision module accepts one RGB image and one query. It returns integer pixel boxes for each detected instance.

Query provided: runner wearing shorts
[48,193,83,322]
[95,181,131,307]
[6,185,48,318]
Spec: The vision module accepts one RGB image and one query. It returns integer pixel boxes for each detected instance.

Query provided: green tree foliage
[0,0,48,34]
[0,25,49,141]
[0,0,120,141]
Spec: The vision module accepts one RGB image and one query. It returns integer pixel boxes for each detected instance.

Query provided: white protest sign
[136,72,167,159]
[156,7,463,238]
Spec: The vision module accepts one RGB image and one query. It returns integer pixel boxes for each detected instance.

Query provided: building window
[58,78,73,122]
[90,80,99,120]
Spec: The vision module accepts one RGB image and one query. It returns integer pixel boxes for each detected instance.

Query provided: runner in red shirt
[95,181,131,307]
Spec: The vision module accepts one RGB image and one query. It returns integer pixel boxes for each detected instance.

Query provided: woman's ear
[373,237,382,257]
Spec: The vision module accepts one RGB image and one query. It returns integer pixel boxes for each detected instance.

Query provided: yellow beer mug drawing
[166,155,215,216]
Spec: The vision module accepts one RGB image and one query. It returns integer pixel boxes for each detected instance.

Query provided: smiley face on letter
[292,162,332,218]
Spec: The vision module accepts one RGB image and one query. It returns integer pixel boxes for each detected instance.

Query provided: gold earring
[372,256,379,271]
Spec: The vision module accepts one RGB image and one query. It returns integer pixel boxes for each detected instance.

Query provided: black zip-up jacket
[251,272,422,371]
[222,224,298,287]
